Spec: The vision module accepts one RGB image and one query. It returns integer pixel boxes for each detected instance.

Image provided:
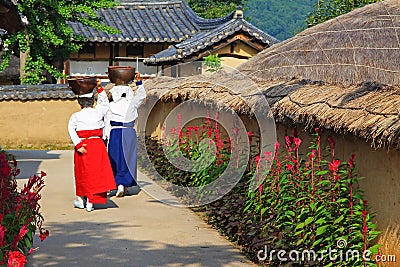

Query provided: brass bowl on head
[107,66,136,85]
[67,77,97,95]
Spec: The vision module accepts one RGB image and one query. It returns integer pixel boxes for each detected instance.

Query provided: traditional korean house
[142,0,400,260]
[67,0,278,79]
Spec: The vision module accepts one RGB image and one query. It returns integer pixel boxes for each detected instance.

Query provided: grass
[2,144,74,150]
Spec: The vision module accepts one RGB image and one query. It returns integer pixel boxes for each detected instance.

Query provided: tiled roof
[0,84,76,101]
[144,16,280,64]
[69,0,235,43]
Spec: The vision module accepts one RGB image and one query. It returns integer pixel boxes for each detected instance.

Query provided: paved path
[10,150,255,267]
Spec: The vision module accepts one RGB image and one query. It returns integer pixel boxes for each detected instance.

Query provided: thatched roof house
[142,0,400,246]
[145,0,400,149]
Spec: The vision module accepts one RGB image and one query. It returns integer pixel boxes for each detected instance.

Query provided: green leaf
[304,217,314,226]
[316,225,329,236]
[295,222,305,230]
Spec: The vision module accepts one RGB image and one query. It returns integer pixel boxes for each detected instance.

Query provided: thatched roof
[239,0,400,86]
[144,0,400,149]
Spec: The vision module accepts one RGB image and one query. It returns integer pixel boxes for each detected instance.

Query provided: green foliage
[203,53,223,73]
[141,111,381,266]
[245,0,317,40]
[0,0,118,84]
[242,132,380,266]
[306,0,383,27]
[0,151,48,265]
[188,0,247,18]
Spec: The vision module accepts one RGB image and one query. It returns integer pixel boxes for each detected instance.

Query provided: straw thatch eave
[144,72,400,149]
[238,0,400,86]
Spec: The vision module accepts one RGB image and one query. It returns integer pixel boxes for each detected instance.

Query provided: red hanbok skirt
[74,129,116,204]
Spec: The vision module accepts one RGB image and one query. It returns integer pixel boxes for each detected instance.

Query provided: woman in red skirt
[67,80,116,212]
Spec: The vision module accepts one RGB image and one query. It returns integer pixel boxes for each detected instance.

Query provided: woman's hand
[96,78,102,88]
[77,144,87,154]
[135,72,141,82]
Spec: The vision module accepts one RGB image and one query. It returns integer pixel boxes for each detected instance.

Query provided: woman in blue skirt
[105,72,146,197]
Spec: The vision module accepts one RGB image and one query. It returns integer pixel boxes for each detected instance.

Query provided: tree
[187,0,247,19]
[0,0,118,84]
[306,0,383,27]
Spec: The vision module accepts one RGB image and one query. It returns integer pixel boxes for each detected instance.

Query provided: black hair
[77,97,94,108]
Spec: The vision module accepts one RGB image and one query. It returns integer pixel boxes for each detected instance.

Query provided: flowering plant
[0,151,48,266]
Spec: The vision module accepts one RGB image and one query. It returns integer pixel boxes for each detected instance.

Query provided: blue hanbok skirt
[108,121,137,187]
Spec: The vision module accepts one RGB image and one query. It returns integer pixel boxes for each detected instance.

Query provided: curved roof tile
[145,18,280,64]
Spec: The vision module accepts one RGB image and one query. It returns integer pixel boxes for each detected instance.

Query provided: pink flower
[362,210,367,218]
[18,225,29,239]
[233,127,239,135]
[293,137,302,149]
[329,159,340,173]
[8,251,27,267]
[258,184,263,194]
[285,136,292,147]
[349,153,356,169]
[193,126,199,137]
[274,141,280,152]
[286,163,294,171]
[0,225,6,247]
[328,136,335,148]
[309,149,316,160]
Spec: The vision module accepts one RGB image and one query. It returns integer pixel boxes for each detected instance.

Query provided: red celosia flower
[286,163,294,171]
[18,225,29,239]
[0,225,6,247]
[40,171,47,177]
[329,159,340,173]
[348,153,356,169]
[309,149,316,160]
[274,141,280,152]
[293,137,302,150]
[258,184,263,194]
[362,210,367,218]
[193,126,199,137]
[285,136,292,147]
[39,229,49,241]
[328,136,335,148]
[8,251,27,267]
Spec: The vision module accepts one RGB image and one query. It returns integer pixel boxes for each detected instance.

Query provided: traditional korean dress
[105,81,146,189]
[68,89,116,204]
